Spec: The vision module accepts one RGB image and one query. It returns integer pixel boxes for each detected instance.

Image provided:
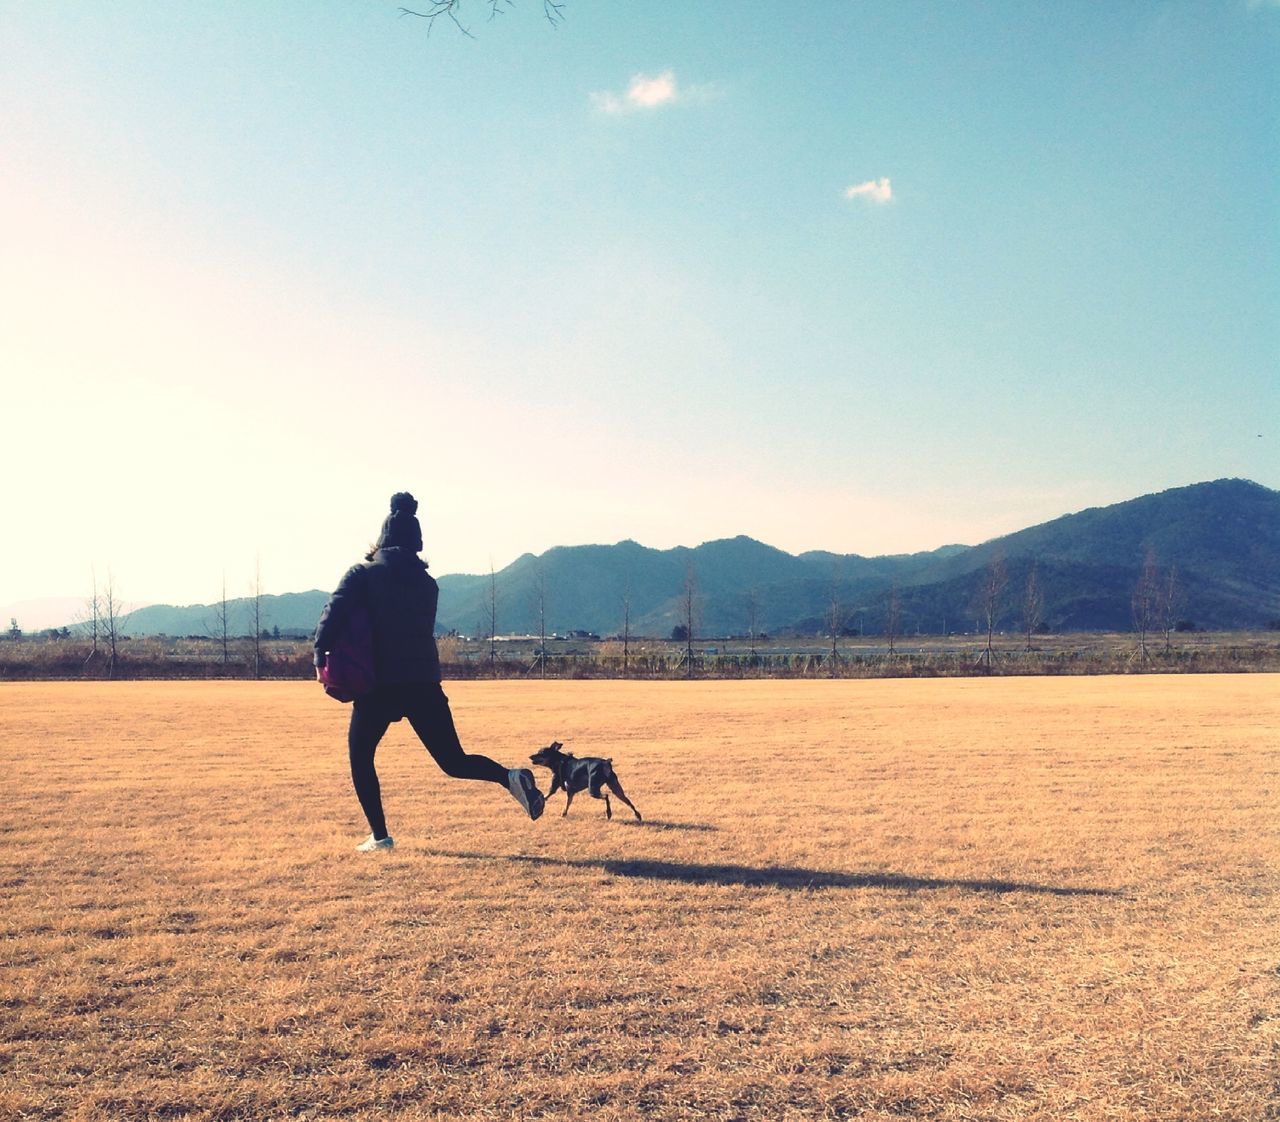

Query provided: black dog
[529,742,642,821]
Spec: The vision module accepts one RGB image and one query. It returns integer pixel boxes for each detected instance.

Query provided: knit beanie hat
[375,491,423,552]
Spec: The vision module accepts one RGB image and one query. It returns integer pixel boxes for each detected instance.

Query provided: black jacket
[313,547,442,685]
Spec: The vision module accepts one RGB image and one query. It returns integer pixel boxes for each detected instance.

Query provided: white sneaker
[355,834,394,852]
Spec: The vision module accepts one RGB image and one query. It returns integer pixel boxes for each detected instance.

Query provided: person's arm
[313,565,366,670]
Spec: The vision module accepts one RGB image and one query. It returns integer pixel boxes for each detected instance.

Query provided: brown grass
[1,677,1276,1120]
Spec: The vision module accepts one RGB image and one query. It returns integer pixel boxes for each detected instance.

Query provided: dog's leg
[604,794,612,820]
[605,776,642,822]
[561,789,575,817]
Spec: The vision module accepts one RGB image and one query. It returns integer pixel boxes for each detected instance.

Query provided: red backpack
[320,602,376,702]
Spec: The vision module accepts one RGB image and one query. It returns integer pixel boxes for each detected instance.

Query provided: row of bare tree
[77,559,272,678]
[74,546,1183,681]
[475,548,1189,682]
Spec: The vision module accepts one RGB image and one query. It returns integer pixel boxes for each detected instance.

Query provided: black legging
[348,682,507,840]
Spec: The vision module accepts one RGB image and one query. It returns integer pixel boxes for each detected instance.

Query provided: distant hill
[67,478,1280,639]
[121,592,328,641]
[905,477,1280,632]
[0,597,91,634]
[431,479,1278,637]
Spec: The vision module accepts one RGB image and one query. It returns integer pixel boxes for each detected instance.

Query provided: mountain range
[45,478,1280,639]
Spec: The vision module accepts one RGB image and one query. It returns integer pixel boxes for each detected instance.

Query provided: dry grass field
[1,677,1276,1120]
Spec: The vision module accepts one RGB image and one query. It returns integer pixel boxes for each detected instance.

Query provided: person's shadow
[428,849,1124,898]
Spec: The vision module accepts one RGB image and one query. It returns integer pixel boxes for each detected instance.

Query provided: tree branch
[398,0,562,36]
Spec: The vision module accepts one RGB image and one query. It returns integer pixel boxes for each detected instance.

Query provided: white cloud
[628,71,677,108]
[591,70,680,114]
[844,177,893,204]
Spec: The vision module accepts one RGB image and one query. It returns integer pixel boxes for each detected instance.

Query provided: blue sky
[2,1,1276,619]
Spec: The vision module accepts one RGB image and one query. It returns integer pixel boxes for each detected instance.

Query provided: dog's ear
[550,741,562,751]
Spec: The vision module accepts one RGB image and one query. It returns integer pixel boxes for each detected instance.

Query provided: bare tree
[621,578,632,680]
[885,581,901,657]
[826,568,844,677]
[100,569,126,678]
[746,585,761,667]
[976,552,1009,672]
[399,0,564,37]
[1023,561,1045,652]
[487,562,499,677]
[210,573,233,666]
[248,556,264,680]
[1132,547,1159,658]
[78,566,101,661]
[530,561,548,678]
[1159,563,1184,655]
[679,562,698,679]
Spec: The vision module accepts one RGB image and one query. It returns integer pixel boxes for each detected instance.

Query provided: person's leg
[406,684,544,820]
[349,697,394,840]
[405,684,507,784]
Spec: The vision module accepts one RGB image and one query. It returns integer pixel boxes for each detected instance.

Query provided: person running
[315,491,544,851]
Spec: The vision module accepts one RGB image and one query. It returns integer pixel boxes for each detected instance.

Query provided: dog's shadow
[617,819,719,833]
[430,849,1125,898]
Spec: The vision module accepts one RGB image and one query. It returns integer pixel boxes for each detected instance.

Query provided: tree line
[4,544,1200,680]
[463,547,1197,680]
